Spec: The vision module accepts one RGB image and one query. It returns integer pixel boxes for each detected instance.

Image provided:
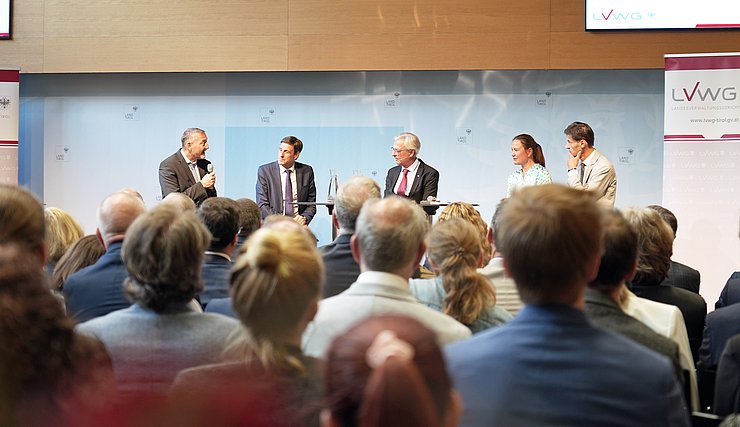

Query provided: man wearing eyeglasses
[384,132,439,216]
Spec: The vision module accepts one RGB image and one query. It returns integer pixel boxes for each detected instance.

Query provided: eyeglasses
[391,147,411,154]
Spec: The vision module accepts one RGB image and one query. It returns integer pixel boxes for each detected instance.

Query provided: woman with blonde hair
[172,226,325,426]
[44,207,84,274]
[411,218,512,333]
[437,202,492,265]
[507,133,552,196]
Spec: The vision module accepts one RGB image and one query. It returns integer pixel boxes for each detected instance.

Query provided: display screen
[586,0,740,30]
[0,0,9,39]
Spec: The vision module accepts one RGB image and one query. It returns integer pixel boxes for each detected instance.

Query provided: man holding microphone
[159,127,217,206]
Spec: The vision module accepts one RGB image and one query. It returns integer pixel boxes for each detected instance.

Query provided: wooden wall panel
[288,33,550,70]
[0,0,44,73]
[43,36,288,72]
[289,0,550,34]
[2,0,740,73]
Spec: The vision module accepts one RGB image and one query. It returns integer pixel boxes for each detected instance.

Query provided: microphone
[207,164,214,174]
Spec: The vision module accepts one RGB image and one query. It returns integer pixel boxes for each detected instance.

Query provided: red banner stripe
[0,141,18,146]
[0,70,19,82]
[665,55,740,71]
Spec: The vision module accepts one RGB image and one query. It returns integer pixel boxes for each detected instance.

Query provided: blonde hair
[622,207,674,286]
[44,207,84,262]
[229,227,324,374]
[438,202,492,264]
[427,219,495,326]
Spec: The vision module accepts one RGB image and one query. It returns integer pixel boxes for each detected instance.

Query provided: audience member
[506,133,552,197]
[445,184,689,427]
[584,209,683,383]
[625,207,706,362]
[323,315,460,427]
[44,206,84,274]
[715,334,740,416]
[699,296,740,374]
[233,197,261,255]
[64,190,147,323]
[302,197,470,358]
[384,131,440,216]
[196,197,240,307]
[320,176,381,298]
[160,191,196,212]
[478,199,523,315]
[564,121,617,207]
[173,226,324,426]
[410,218,512,334]
[51,234,105,291]
[647,205,701,294]
[437,202,492,265]
[77,205,240,401]
[0,185,115,425]
[716,271,740,309]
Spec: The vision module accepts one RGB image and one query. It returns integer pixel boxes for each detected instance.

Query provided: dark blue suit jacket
[204,297,237,319]
[63,241,131,323]
[384,158,439,215]
[445,305,689,427]
[256,161,316,223]
[200,253,232,307]
[715,271,740,309]
[699,302,740,371]
[663,261,701,294]
[319,234,360,298]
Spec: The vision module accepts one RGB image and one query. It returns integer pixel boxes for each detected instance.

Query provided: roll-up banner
[664,53,740,305]
[0,69,19,185]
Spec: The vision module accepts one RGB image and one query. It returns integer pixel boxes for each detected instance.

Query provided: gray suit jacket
[256,161,316,224]
[567,148,617,207]
[585,289,682,378]
[158,151,216,205]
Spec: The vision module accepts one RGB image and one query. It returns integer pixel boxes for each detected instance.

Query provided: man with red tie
[383,132,439,216]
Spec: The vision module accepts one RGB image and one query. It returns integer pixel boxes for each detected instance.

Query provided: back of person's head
[622,207,674,286]
[564,121,595,147]
[197,197,240,252]
[0,244,113,421]
[334,177,381,233]
[497,184,603,305]
[512,133,546,167]
[489,198,508,254]
[44,207,84,263]
[161,192,196,213]
[394,132,421,154]
[354,198,429,273]
[51,235,106,291]
[646,204,678,237]
[438,202,492,264]
[262,214,318,245]
[324,315,456,427]
[427,218,494,326]
[122,205,211,312]
[97,190,147,246]
[235,198,261,239]
[589,209,638,293]
[229,227,323,374]
[0,185,45,260]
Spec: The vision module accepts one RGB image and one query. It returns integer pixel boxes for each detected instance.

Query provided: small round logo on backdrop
[0,97,10,110]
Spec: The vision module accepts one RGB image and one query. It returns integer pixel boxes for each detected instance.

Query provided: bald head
[334,176,381,234]
[97,191,147,247]
[353,197,428,276]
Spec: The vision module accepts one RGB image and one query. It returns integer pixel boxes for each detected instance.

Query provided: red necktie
[396,168,409,196]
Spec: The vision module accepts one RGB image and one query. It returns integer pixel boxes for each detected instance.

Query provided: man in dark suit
[647,205,701,294]
[256,136,316,225]
[196,197,240,308]
[716,271,740,309]
[445,184,689,427]
[319,176,381,298]
[384,132,439,216]
[158,127,217,206]
[64,190,147,323]
[699,302,740,373]
[585,209,682,380]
